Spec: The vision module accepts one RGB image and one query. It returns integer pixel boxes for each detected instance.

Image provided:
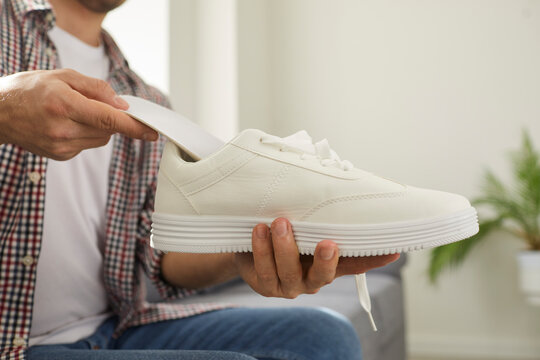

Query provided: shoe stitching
[161,169,200,215]
[177,151,253,187]
[300,192,406,221]
[182,153,256,196]
[255,164,290,217]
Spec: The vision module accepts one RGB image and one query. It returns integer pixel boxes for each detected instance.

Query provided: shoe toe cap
[405,186,472,218]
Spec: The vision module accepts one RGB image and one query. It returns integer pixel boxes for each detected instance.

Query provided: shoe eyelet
[259,138,263,143]
[279,148,284,152]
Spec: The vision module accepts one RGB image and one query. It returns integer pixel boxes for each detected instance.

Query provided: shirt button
[12,336,25,347]
[21,255,34,267]
[45,47,54,57]
[27,171,41,184]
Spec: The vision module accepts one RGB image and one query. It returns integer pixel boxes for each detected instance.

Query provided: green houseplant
[428,130,540,304]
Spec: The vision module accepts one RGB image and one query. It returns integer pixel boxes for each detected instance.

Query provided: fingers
[252,224,279,294]
[305,240,339,292]
[271,218,304,298]
[56,69,158,141]
[66,92,158,141]
[233,252,257,285]
[57,68,129,110]
[336,253,400,277]
[241,217,400,300]
[0,69,157,161]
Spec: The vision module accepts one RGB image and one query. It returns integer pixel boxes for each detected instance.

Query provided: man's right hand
[0,69,158,160]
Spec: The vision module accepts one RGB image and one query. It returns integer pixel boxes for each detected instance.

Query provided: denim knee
[286,307,362,360]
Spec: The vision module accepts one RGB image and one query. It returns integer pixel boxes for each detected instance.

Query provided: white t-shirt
[29,26,114,346]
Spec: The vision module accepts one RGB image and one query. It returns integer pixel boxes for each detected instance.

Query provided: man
[0,0,399,359]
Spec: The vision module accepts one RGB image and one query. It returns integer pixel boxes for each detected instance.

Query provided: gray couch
[146,255,406,360]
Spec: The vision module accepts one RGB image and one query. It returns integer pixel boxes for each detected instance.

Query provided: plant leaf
[428,217,503,284]
[510,130,540,236]
[427,129,540,283]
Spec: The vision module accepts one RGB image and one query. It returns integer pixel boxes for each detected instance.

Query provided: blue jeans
[28,307,362,360]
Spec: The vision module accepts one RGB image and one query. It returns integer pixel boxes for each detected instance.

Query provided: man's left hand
[234,218,400,299]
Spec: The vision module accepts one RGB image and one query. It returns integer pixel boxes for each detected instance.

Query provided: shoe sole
[150,207,478,257]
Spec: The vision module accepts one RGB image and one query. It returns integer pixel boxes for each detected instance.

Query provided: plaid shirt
[0,1,227,359]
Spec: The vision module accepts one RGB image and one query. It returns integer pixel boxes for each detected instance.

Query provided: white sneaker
[151,129,478,256]
[121,95,478,332]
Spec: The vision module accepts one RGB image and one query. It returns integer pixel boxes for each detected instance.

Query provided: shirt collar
[101,29,130,74]
[11,0,53,21]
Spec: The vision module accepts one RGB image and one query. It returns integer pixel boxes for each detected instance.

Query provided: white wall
[169,0,195,118]
[193,0,238,141]
[265,1,540,358]
[103,0,169,95]
[169,0,269,138]
[237,0,271,132]
[169,0,238,141]
[106,0,240,141]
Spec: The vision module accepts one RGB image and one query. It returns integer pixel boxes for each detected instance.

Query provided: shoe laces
[260,130,354,171]
[260,130,377,331]
[355,272,377,331]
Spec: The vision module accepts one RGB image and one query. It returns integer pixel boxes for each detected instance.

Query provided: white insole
[120,95,225,161]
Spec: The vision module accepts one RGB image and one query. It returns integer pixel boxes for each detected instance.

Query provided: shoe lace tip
[368,312,378,332]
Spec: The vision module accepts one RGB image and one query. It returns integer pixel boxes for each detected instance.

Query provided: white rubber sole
[150,207,478,257]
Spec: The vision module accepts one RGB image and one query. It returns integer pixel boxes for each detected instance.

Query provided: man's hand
[234,218,400,299]
[0,69,158,160]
